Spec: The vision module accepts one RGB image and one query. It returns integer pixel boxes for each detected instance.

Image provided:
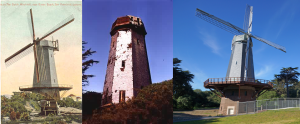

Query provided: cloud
[255,65,272,78]
[199,31,221,55]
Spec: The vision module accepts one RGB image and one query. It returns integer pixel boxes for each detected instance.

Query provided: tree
[173,58,194,99]
[275,67,300,98]
[82,41,99,91]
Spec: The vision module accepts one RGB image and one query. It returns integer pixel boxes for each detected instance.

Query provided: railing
[19,84,73,89]
[237,98,300,115]
[204,77,271,86]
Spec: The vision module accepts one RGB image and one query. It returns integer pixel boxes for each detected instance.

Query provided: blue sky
[83,0,173,92]
[174,0,300,91]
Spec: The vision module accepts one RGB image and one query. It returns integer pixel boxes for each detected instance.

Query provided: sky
[82,0,173,92]
[174,0,300,91]
[1,1,82,96]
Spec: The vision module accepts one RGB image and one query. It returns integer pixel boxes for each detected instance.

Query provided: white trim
[227,106,235,115]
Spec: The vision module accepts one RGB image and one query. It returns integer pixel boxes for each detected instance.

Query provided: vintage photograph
[1,1,82,123]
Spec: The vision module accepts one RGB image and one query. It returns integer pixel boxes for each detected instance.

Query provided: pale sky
[1,1,82,97]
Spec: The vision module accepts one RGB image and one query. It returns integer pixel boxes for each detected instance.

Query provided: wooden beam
[214,86,225,97]
[239,85,241,99]
[256,90,267,98]
[209,88,222,98]
[251,87,265,99]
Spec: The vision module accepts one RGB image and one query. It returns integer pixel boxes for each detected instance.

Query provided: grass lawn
[174,108,300,124]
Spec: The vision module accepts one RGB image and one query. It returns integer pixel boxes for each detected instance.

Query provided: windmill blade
[37,14,75,42]
[5,43,34,67]
[251,34,286,52]
[243,4,251,32]
[27,9,36,41]
[196,8,247,36]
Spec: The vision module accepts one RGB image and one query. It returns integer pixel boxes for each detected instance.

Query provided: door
[228,108,234,115]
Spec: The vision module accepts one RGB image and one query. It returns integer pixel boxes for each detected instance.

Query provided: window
[119,90,126,102]
[122,60,125,68]
[245,91,247,96]
[137,18,140,25]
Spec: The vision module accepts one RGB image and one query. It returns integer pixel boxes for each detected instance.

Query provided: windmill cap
[110,15,147,36]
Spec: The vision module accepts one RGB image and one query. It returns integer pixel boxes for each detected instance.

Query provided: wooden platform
[19,84,72,91]
[204,77,273,91]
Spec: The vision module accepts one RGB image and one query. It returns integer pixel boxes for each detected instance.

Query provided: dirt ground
[173,109,219,122]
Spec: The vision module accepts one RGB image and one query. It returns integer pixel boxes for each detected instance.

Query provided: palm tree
[275,67,300,98]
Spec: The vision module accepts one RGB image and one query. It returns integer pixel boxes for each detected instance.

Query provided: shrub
[84,79,173,124]
[16,112,21,119]
[176,95,193,109]
[10,111,17,121]
[20,112,31,121]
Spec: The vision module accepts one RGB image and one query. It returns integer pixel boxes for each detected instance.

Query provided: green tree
[275,67,300,98]
[173,58,194,99]
[176,95,193,109]
[82,41,99,91]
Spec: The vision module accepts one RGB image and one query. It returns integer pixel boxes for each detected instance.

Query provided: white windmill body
[33,40,59,87]
[197,4,286,115]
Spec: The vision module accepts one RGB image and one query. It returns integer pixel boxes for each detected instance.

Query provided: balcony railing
[204,77,272,86]
[19,84,73,89]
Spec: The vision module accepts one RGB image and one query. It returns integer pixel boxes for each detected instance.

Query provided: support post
[252,87,264,99]
[213,86,225,97]
[239,85,241,99]
[246,102,248,114]
[209,88,222,98]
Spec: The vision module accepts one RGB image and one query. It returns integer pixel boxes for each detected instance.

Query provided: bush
[176,95,193,109]
[20,112,31,121]
[10,111,17,121]
[30,100,41,111]
[16,112,21,119]
[57,97,82,110]
[84,79,173,124]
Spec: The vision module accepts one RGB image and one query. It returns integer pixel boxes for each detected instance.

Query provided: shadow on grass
[174,118,219,124]
[173,112,212,122]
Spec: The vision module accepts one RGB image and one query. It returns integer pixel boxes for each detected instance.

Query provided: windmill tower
[196,5,286,115]
[5,9,74,101]
[102,15,152,106]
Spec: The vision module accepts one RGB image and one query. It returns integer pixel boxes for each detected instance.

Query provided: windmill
[4,9,74,101]
[197,5,285,115]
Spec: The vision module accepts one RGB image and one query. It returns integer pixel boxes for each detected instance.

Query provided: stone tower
[102,15,152,105]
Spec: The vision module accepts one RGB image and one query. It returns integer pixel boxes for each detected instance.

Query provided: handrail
[204,77,271,86]
[19,84,73,89]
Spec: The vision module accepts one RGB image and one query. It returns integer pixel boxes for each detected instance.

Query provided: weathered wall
[219,97,239,115]
[111,30,134,104]
[132,31,152,96]
[102,32,118,105]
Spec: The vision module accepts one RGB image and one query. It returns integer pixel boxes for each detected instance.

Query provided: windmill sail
[252,35,286,52]
[5,43,34,67]
[196,8,246,35]
[244,5,253,79]
[38,15,74,42]
[195,8,286,53]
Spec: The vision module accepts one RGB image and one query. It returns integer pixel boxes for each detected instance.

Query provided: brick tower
[102,15,152,105]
